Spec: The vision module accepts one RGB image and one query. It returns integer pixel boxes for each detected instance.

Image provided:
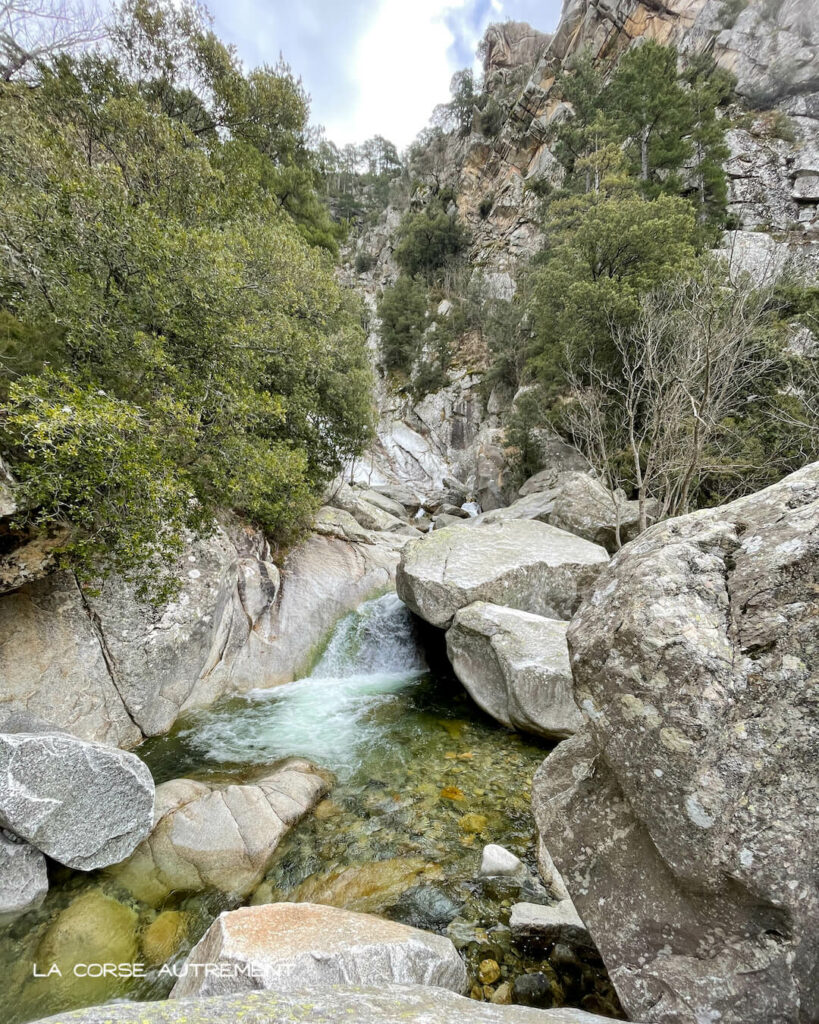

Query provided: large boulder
[0,830,48,919]
[446,603,582,738]
[28,984,644,1023]
[533,462,819,1024]
[110,759,329,903]
[397,520,608,629]
[0,727,154,870]
[170,903,468,998]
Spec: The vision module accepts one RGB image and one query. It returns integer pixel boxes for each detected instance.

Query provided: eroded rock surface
[533,461,819,1024]
[446,603,582,738]
[170,903,468,997]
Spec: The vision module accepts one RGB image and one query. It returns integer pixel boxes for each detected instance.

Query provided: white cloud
[323,0,481,150]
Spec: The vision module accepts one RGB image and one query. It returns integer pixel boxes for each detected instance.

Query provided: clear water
[0,594,622,1022]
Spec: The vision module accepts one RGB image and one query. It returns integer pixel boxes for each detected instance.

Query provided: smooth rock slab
[0,730,154,870]
[29,984,645,1023]
[110,759,329,904]
[396,520,608,629]
[447,602,582,739]
[0,830,48,918]
[170,903,468,997]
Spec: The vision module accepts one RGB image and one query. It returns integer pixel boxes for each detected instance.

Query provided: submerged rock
[170,902,468,997]
[396,520,608,629]
[35,890,139,1006]
[110,759,329,903]
[28,983,644,1023]
[533,462,819,1024]
[0,830,48,919]
[446,603,582,739]
[0,727,154,870]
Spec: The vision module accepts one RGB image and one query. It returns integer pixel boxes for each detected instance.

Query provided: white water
[178,594,427,779]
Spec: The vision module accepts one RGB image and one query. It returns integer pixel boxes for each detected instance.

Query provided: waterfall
[178,594,426,780]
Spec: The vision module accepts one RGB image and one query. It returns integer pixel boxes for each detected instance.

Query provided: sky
[209,0,564,150]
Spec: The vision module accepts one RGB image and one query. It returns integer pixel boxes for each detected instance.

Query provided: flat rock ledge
[170,903,468,998]
[29,983,643,1023]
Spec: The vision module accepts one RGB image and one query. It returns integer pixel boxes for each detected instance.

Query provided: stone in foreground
[479,843,524,877]
[110,759,329,903]
[0,728,154,870]
[447,602,582,738]
[534,462,819,1024]
[0,830,48,918]
[397,519,608,629]
[29,984,643,1023]
[170,903,468,997]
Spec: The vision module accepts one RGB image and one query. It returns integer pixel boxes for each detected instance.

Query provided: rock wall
[0,517,399,748]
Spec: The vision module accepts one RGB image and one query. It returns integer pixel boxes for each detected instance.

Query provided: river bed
[0,594,621,1022]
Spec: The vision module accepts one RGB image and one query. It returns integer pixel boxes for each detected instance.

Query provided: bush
[394,204,469,280]
[377,276,428,373]
[355,251,375,273]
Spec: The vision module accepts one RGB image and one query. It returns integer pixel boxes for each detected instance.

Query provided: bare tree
[566,260,780,537]
[0,0,106,82]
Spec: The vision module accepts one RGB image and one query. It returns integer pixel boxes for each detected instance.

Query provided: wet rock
[491,980,514,1004]
[533,461,819,1024]
[110,759,328,903]
[279,857,441,915]
[0,728,154,870]
[170,903,468,997]
[479,959,501,984]
[36,890,138,1006]
[141,910,189,966]
[513,969,563,1009]
[396,519,608,629]
[28,983,647,1022]
[0,831,48,919]
[447,603,582,739]
[479,844,524,878]
[509,902,592,952]
[391,884,463,932]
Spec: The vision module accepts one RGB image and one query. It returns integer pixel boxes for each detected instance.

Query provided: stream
[0,593,621,1022]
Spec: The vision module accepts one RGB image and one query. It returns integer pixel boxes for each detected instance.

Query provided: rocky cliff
[347,0,818,501]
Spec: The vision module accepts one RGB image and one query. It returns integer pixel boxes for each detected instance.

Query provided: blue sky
[209,0,563,149]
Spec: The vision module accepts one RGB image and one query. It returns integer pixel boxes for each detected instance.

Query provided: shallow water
[0,594,622,1022]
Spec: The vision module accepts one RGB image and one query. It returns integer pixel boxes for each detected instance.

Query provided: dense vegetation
[0,0,374,599]
[381,39,817,519]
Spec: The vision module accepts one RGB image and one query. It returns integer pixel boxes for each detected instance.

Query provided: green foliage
[355,251,375,274]
[433,69,477,137]
[0,3,373,600]
[529,191,700,397]
[377,276,429,373]
[394,202,469,280]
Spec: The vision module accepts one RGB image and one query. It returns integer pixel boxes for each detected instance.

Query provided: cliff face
[346,0,818,498]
